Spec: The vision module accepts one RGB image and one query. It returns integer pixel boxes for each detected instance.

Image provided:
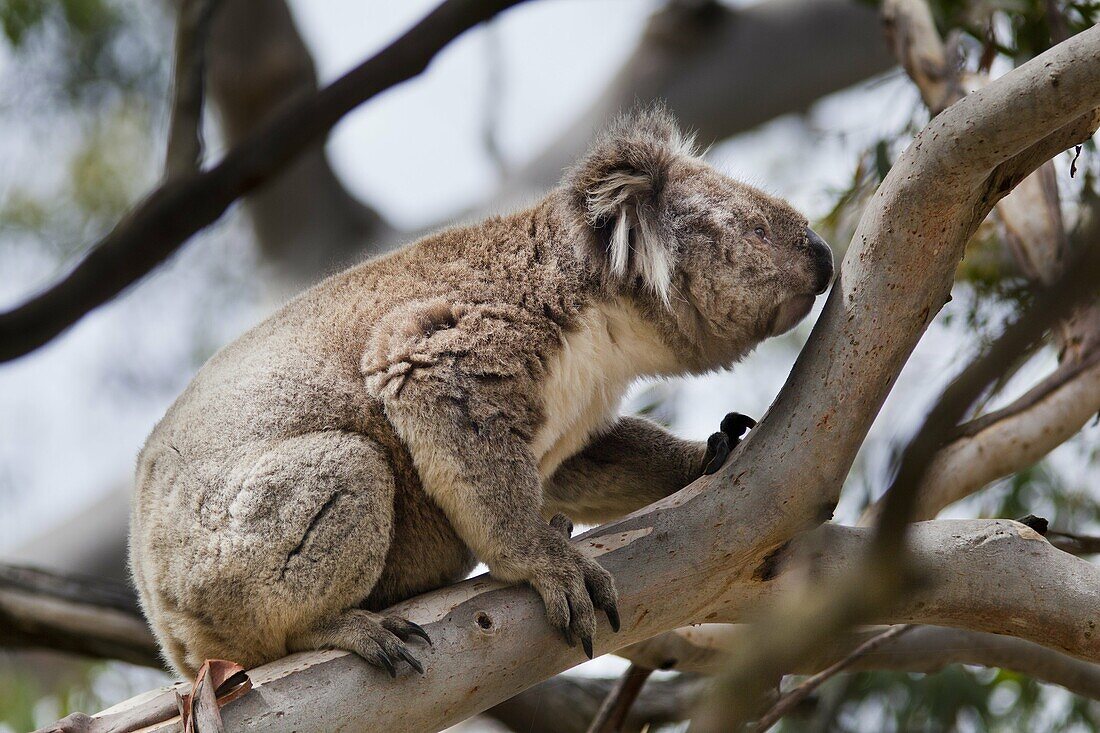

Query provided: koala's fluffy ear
[564,107,695,304]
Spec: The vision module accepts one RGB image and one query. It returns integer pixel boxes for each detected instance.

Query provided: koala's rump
[130,315,474,671]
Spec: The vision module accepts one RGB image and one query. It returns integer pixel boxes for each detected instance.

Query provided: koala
[129,108,833,678]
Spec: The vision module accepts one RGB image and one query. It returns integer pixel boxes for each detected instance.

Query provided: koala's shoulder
[361,297,554,401]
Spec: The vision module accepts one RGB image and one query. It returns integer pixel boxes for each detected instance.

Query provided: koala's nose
[806,228,834,294]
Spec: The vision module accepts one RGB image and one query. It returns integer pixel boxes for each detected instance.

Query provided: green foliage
[927,0,1099,59]
[778,666,1100,732]
[0,657,173,731]
[0,0,166,259]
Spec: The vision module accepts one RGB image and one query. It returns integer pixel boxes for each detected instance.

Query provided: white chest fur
[531,302,677,479]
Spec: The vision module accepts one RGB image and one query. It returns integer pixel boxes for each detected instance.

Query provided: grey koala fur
[129,108,833,678]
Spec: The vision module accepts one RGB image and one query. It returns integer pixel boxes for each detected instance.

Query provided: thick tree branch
[692,235,1100,730]
[859,0,1100,523]
[49,518,1100,732]
[0,0,530,363]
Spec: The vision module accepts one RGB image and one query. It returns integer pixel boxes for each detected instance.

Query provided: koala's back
[130,205,586,674]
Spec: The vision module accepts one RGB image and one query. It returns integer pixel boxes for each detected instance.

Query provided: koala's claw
[721,412,757,437]
[702,411,757,475]
[395,645,425,675]
[702,432,731,475]
[561,598,595,659]
[382,616,433,648]
[362,629,423,678]
[308,609,429,677]
[376,651,398,678]
[605,604,621,633]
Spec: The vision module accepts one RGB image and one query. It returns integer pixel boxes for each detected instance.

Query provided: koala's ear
[564,107,694,304]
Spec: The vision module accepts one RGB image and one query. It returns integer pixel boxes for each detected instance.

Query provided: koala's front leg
[381,383,619,657]
[543,414,755,525]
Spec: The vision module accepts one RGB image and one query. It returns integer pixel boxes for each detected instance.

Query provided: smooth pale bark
[620,624,1100,701]
[859,0,1100,524]
[903,356,1100,520]
[77,519,1100,732]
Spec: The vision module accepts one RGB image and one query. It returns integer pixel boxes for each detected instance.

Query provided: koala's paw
[527,523,620,659]
[305,609,431,678]
[702,412,757,475]
[549,512,574,538]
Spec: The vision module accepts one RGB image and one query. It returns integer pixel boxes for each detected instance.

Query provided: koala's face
[664,160,833,363]
[565,108,833,370]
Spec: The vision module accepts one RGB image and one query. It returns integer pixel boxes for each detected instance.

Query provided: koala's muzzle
[806,228,834,294]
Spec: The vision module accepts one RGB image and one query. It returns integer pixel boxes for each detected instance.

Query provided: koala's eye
[753,227,768,240]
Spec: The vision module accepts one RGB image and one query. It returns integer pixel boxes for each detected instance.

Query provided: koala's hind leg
[288,609,431,677]
[154,430,400,675]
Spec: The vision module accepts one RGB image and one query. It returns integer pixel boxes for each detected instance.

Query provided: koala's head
[563,107,833,369]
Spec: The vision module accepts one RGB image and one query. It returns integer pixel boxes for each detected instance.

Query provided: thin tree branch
[1047,529,1100,555]
[586,664,655,733]
[164,0,218,178]
[873,245,1100,555]
[619,623,1100,701]
[203,0,393,282]
[486,672,701,733]
[0,0,530,363]
[0,564,161,668]
[754,625,913,732]
[881,0,962,114]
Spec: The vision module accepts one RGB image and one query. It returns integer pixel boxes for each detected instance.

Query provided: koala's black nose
[806,228,834,294]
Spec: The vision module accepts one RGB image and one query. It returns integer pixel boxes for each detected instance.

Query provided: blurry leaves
[0,189,48,232]
[777,665,1100,732]
[0,0,164,105]
[0,0,46,46]
[68,99,154,220]
[920,0,1099,60]
[0,1,165,261]
[1,0,114,47]
[0,656,173,731]
[816,127,914,251]
[0,96,156,260]
[978,453,1100,531]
